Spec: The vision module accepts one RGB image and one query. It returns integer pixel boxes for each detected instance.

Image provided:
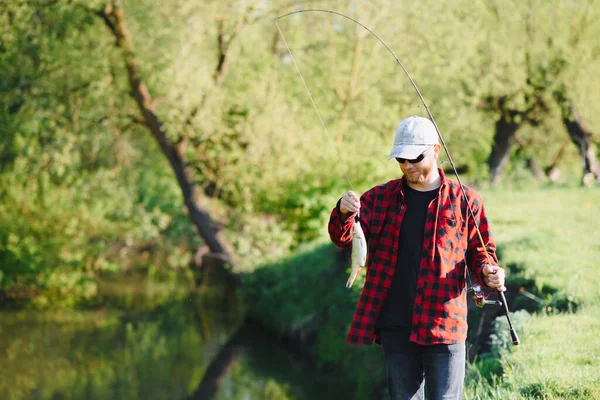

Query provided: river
[0,273,351,400]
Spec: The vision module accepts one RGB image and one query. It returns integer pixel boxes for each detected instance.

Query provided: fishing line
[276,9,491,270]
[274,19,355,192]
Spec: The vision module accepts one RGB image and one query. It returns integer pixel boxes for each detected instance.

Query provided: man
[328,116,506,399]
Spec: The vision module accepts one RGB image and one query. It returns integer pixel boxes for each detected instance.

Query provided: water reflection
[0,275,349,400]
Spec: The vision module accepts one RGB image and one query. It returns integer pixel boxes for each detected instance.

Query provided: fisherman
[328,116,506,400]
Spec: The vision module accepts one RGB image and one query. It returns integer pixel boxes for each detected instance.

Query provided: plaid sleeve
[466,192,498,288]
[328,199,356,248]
[328,191,373,248]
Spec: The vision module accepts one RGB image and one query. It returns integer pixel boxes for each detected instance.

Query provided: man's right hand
[340,190,361,215]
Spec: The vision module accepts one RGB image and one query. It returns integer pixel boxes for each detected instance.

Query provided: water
[0,274,350,400]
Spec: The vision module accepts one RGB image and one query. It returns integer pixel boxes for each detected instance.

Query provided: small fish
[346,219,367,289]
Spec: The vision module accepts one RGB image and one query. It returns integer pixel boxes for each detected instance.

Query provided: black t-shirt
[376,183,438,329]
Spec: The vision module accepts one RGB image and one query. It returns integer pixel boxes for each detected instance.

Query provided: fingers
[483,264,506,292]
[340,190,361,214]
[482,264,495,276]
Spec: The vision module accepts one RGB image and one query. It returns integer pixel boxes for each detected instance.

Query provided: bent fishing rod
[275,9,519,345]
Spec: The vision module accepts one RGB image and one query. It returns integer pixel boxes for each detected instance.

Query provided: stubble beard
[405,162,434,185]
[406,174,424,185]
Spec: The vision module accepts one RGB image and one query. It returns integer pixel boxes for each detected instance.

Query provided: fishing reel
[468,284,502,308]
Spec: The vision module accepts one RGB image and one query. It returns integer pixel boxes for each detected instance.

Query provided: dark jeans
[380,329,466,400]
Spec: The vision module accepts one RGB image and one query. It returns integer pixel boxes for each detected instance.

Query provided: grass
[482,186,600,306]
[463,185,600,399]
[503,308,600,399]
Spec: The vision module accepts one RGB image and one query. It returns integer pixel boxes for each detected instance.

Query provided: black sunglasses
[395,146,433,164]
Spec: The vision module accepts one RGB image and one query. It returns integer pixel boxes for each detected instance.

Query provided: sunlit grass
[465,186,600,399]
[502,308,600,399]
[481,186,600,306]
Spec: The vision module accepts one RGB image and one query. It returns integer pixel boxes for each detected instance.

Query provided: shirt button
[401,205,405,210]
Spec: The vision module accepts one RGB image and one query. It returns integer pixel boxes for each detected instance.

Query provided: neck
[407,167,442,191]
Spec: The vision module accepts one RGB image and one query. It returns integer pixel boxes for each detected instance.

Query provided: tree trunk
[97,1,235,268]
[514,136,546,180]
[189,324,247,400]
[488,117,520,185]
[544,143,567,182]
[562,105,600,185]
[553,86,600,185]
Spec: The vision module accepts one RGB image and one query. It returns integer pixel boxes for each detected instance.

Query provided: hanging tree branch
[95,0,235,268]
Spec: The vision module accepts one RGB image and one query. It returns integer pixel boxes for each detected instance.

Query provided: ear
[433,144,442,159]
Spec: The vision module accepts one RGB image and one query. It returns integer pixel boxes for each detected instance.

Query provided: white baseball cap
[387,116,439,160]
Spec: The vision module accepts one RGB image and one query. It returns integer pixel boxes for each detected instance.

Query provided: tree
[469,0,600,184]
[93,0,237,273]
[554,86,600,185]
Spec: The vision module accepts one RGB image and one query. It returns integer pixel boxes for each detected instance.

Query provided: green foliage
[0,1,202,302]
[0,149,200,306]
[241,241,336,329]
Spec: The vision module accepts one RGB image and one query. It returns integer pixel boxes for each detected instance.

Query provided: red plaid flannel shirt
[328,169,497,346]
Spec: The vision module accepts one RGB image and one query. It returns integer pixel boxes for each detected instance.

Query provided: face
[397,145,440,185]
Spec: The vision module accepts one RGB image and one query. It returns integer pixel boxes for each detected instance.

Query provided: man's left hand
[482,264,506,292]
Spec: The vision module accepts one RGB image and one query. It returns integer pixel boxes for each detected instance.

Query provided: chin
[407,175,424,184]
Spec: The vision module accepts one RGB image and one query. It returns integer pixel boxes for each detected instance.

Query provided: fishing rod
[275,9,519,346]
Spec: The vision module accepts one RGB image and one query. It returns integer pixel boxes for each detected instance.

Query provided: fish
[346,219,367,289]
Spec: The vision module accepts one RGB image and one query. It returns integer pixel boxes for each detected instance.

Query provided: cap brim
[387,144,430,160]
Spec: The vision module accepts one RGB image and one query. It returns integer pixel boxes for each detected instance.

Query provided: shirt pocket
[435,211,464,255]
